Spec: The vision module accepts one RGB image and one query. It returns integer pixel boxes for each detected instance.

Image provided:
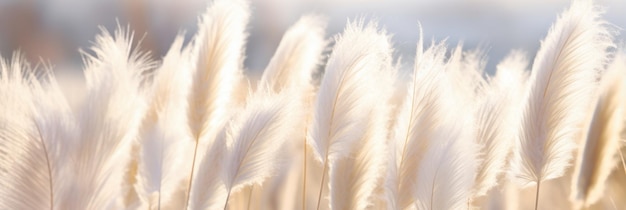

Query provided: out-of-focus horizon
[0,0,624,75]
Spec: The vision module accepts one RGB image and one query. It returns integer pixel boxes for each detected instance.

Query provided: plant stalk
[316,159,328,210]
[534,181,541,210]
[223,188,233,210]
[303,133,308,210]
[184,138,201,209]
[247,186,254,210]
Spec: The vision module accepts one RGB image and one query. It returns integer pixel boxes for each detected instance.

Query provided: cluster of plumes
[1,0,625,209]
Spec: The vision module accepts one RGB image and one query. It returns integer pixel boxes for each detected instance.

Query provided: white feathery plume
[388,34,455,209]
[509,0,614,208]
[58,26,153,209]
[492,50,531,127]
[256,14,327,210]
[262,157,303,210]
[188,123,229,210]
[259,15,327,93]
[0,54,75,210]
[329,112,389,210]
[184,0,249,207]
[445,44,487,104]
[471,51,529,197]
[414,120,479,210]
[391,37,478,210]
[189,90,300,209]
[134,35,193,209]
[0,56,41,210]
[494,50,530,90]
[187,0,248,141]
[409,42,479,209]
[222,90,301,209]
[30,67,77,210]
[571,53,626,208]
[472,87,516,197]
[307,20,393,210]
[328,38,395,210]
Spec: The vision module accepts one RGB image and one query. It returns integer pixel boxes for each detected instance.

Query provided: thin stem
[35,124,53,210]
[184,138,201,209]
[534,181,541,210]
[247,186,254,210]
[158,193,162,210]
[316,159,328,210]
[223,188,233,210]
[303,131,308,210]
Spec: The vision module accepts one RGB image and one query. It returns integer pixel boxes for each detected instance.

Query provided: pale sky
[0,0,624,73]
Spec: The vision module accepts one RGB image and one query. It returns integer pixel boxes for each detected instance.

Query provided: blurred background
[0,0,625,76]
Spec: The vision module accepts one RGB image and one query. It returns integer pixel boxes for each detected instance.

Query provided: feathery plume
[187,90,300,209]
[183,0,249,207]
[410,42,479,210]
[388,34,456,209]
[134,34,194,209]
[570,53,625,208]
[256,14,327,210]
[414,121,479,210]
[328,38,395,210]
[221,91,301,209]
[472,87,516,197]
[445,44,487,104]
[509,0,614,208]
[0,54,75,210]
[471,51,529,197]
[494,50,530,89]
[259,15,327,93]
[329,113,389,210]
[307,20,392,210]
[57,26,153,209]
[188,125,229,210]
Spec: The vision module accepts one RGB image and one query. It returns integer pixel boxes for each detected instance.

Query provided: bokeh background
[1,0,624,76]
